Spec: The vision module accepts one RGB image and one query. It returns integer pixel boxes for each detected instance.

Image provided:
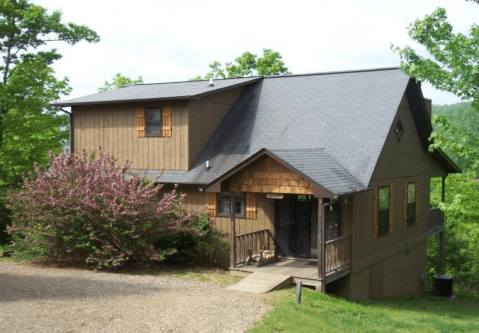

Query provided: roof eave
[50,95,193,107]
[50,77,263,107]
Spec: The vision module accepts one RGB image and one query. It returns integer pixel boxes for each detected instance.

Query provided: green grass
[250,288,479,333]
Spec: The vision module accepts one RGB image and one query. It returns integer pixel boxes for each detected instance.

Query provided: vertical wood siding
[187,87,243,169]
[73,101,189,170]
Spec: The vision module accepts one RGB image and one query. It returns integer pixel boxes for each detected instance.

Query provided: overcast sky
[37,0,479,105]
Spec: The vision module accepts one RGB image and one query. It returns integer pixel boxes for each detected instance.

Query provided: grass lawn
[250,287,479,333]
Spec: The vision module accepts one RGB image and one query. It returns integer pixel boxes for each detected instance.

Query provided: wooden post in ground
[230,191,237,269]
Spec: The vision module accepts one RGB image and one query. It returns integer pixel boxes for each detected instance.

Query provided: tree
[0,0,99,186]
[99,73,144,92]
[393,4,479,172]
[394,1,479,289]
[192,48,291,80]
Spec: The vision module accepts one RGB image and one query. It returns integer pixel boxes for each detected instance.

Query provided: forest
[429,101,479,291]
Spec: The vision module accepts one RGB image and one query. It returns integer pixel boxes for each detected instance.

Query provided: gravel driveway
[0,262,270,333]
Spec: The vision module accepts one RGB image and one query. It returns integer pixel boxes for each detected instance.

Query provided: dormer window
[136,107,172,138]
[395,119,404,142]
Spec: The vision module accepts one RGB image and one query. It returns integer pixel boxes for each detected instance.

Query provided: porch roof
[203,148,366,196]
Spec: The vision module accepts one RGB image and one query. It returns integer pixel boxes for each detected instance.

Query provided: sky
[36,0,479,106]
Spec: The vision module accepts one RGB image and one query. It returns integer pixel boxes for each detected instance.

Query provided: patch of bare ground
[0,260,270,333]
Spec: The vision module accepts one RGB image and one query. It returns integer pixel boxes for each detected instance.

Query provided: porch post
[318,198,325,293]
[230,191,237,269]
[439,176,446,275]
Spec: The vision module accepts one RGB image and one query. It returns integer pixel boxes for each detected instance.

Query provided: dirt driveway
[0,262,270,333]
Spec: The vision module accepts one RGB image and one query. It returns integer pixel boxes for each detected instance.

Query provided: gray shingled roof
[130,67,412,195]
[269,149,366,195]
[51,77,260,106]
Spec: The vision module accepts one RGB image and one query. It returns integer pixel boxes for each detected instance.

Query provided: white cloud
[34,0,479,105]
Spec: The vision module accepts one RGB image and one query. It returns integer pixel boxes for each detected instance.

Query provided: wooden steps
[226,272,291,294]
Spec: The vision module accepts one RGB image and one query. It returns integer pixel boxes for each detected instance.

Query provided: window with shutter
[207,193,217,217]
[137,108,145,138]
[245,193,257,220]
[137,107,173,138]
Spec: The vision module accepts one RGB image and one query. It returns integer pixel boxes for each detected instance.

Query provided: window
[373,184,394,238]
[136,107,172,138]
[218,192,245,218]
[403,182,418,227]
[378,186,390,236]
[145,108,162,136]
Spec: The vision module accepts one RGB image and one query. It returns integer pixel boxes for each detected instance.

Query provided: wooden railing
[325,235,351,274]
[430,207,444,234]
[235,229,271,265]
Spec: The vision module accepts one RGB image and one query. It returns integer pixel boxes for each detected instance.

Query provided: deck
[230,258,351,289]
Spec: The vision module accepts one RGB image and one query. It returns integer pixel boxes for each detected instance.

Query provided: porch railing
[235,229,271,265]
[325,235,352,274]
[430,207,444,234]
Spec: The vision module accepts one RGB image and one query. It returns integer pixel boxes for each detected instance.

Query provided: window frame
[377,186,390,237]
[373,184,394,238]
[217,192,246,219]
[404,181,418,227]
[144,107,163,137]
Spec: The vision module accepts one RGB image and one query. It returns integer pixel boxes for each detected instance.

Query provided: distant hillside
[430,101,478,172]
[432,101,473,115]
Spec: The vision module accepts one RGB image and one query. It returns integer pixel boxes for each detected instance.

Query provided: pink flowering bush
[6,149,202,268]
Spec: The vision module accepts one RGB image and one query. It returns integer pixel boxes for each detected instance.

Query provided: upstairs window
[136,107,172,138]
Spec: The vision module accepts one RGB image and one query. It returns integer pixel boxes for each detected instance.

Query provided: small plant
[6,149,203,269]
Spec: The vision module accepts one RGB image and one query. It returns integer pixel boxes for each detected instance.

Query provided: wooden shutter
[206,192,217,217]
[245,193,257,220]
[373,187,378,238]
[402,182,408,228]
[162,107,172,138]
[137,107,145,138]
[389,183,394,234]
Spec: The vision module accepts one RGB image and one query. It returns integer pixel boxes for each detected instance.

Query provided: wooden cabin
[52,67,459,299]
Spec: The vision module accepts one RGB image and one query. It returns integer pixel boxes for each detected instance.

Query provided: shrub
[154,213,230,268]
[6,149,202,268]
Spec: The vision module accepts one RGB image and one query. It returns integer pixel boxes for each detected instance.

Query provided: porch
[230,229,351,289]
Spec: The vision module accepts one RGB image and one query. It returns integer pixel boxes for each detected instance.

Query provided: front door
[275,195,313,259]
